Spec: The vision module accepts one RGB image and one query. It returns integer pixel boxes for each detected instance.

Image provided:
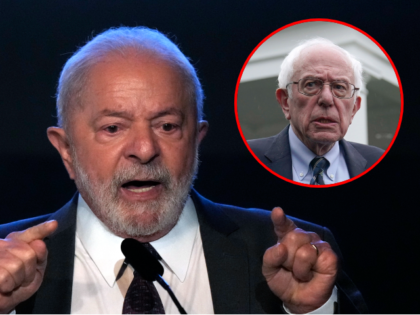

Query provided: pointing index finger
[7,220,58,243]
[271,207,297,240]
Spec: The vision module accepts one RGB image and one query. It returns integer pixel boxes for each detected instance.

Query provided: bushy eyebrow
[93,107,185,123]
[301,75,351,82]
[151,108,184,120]
[92,110,135,124]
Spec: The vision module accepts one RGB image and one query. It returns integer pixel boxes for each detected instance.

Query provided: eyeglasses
[286,78,359,99]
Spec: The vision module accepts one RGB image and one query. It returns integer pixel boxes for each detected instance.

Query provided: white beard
[71,149,199,238]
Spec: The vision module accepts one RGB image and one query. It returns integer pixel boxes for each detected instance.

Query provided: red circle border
[234,18,404,188]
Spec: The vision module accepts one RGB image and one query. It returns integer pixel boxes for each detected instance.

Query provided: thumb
[7,220,58,243]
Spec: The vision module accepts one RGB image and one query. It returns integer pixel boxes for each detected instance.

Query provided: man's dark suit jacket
[0,190,368,313]
[248,126,385,180]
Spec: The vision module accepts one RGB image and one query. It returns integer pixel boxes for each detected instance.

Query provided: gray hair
[56,26,204,130]
[278,38,363,97]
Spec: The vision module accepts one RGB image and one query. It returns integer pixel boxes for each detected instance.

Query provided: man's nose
[317,84,334,107]
[124,128,159,164]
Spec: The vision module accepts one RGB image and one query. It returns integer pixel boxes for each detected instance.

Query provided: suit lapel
[339,139,367,178]
[263,126,293,179]
[191,190,251,314]
[17,195,78,314]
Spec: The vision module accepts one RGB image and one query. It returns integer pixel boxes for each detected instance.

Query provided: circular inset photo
[235,19,403,187]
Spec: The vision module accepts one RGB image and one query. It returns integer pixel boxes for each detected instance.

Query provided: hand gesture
[0,220,58,313]
[262,207,337,314]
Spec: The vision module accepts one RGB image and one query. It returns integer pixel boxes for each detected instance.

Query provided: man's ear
[276,88,291,120]
[197,120,209,144]
[47,127,76,180]
[350,96,362,124]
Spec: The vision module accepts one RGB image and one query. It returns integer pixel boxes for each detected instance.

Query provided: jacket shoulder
[193,189,327,236]
[0,214,52,238]
[221,203,326,235]
[0,195,78,240]
[248,136,278,155]
[346,141,385,164]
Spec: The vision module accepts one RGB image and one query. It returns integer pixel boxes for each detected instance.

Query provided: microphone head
[121,238,164,281]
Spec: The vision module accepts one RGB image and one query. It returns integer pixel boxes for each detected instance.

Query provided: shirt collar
[150,197,198,283]
[289,126,340,182]
[76,194,198,287]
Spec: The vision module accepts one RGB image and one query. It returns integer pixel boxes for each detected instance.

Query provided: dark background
[0,1,418,313]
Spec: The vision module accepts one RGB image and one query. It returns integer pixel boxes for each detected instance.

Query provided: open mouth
[121,180,161,193]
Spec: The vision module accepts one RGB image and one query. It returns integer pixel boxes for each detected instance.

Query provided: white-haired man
[248,38,384,185]
[0,29,366,314]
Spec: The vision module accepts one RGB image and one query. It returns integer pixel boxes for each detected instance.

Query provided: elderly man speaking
[0,28,365,314]
[248,38,384,185]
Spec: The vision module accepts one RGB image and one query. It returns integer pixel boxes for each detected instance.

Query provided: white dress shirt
[289,126,350,184]
[71,195,214,314]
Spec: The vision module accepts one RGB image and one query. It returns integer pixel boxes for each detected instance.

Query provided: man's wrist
[283,286,338,314]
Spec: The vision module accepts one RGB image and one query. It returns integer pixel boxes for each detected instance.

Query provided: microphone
[121,238,187,314]
[121,238,163,281]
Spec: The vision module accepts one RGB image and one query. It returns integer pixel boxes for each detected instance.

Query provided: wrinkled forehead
[292,45,354,81]
[64,53,195,133]
[81,52,194,110]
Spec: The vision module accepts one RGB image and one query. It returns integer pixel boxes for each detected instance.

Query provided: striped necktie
[310,157,330,185]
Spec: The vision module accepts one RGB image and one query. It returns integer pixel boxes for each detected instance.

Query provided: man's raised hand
[262,207,337,314]
[0,220,57,313]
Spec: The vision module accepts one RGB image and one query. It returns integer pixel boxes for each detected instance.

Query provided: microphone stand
[155,275,187,314]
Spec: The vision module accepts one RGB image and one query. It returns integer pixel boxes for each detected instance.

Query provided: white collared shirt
[289,126,350,184]
[71,195,214,314]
